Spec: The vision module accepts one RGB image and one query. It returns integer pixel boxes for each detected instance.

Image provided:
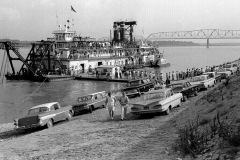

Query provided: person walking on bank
[119,91,129,120]
[105,92,116,119]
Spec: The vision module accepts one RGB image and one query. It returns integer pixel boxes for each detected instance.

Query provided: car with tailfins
[14,102,73,131]
[166,80,198,102]
[189,75,215,90]
[129,88,182,115]
[72,91,106,115]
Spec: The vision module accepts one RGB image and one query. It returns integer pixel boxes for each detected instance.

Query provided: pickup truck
[166,80,198,102]
[202,72,222,83]
[14,102,73,131]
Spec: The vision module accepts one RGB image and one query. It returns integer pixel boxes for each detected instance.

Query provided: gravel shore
[0,81,228,160]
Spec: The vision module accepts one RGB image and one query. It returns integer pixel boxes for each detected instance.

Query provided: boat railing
[66,53,134,60]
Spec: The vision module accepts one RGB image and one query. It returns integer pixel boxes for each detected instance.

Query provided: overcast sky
[1,0,240,41]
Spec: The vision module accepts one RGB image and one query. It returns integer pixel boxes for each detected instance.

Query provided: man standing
[119,91,129,120]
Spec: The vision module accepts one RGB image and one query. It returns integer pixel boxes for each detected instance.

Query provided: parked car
[14,102,73,131]
[72,91,106,115]
[202,72,222,83]
[189,75,215,90]
[130,88,183,115]
[125,78,154,93]
[216,68,231,79]
[223,63,238,74]
[166,80,198,102]
[122,88,141,98]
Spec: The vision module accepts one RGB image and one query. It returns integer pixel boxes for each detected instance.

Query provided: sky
[1,0,240,41]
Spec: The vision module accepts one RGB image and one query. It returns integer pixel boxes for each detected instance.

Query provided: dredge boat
[1,20,169,82]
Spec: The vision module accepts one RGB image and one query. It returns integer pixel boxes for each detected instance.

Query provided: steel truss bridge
[146,29,240,48]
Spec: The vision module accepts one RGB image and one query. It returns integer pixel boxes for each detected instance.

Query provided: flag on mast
[71,6,76,13]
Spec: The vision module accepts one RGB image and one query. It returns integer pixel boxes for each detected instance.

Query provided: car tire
[47,119,53,128]
[165,107,170,115]
[89,106,93,113]
[24,128,31,133]
[177,101,182,107]
[66,112,72,121]
[194,90,198,96]
[183,95,188,102]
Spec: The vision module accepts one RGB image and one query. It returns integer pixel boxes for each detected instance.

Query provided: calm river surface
[0,46,239,124]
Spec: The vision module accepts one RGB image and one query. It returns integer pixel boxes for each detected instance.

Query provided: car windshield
[125,89,138,94]
[203,73,214,78]
[172,85,183,91]
[142,92,165,100]
[78,95,92,102]
[127,81,141,86]
[217,68,227,72]
[223,65,231,68]
[28,107,48,115]
[191,76,206,82]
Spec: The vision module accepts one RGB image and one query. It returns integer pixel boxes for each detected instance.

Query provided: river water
[0,46,239,124]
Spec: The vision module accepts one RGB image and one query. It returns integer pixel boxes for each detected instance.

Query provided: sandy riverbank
[0,74,240,159]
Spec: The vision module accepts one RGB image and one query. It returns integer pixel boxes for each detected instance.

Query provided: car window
[28,109,37,115]
[96,94,102,99]
[233,64,237,67]
[53,104,59,110]
[191,76,206,82]
[39,107,48,113]
[129,81,141,86]
[28,107,48,115]
[223,65,231,68]
[143,92,164,100]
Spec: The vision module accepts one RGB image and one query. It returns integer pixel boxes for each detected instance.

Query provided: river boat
[3,20,168,82]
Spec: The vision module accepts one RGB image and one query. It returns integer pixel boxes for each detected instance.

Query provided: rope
[1,76,48,120]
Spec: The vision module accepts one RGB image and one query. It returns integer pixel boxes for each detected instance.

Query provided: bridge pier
[206,39,209,48]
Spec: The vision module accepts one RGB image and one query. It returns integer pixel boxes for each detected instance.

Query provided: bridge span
[146,29,240,48]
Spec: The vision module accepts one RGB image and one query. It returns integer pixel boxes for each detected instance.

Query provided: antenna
[56,11,59,28]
